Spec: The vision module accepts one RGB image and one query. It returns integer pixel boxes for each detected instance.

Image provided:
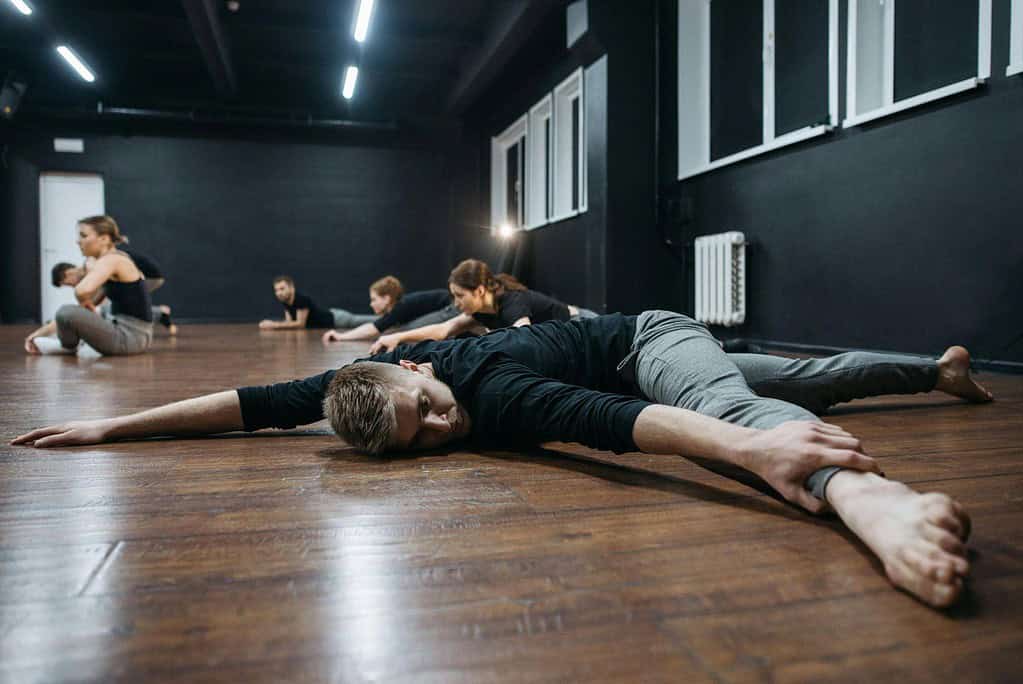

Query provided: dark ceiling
[1,0,567,132]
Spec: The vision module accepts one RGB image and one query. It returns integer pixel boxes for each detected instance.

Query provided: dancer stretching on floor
[259,275,376,331]
[369,259,596,353]
[24,216,154,355]
[13,312,993,608]
[322,276,462,343]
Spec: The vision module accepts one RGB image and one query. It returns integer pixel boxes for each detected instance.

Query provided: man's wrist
[726,426,760,471]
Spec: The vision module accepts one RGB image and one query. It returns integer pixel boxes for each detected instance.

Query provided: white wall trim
[842,77,979,129]
[978,0,992,80]
[490,114,528,232]
[1009,0,1023,76]
[677,0,836,181]
[678,124,829,181]
[844,0,992,129]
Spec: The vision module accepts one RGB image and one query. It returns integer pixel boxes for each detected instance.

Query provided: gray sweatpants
[56,305,153,355]
[330,308,378,329]
[627,311,938,499]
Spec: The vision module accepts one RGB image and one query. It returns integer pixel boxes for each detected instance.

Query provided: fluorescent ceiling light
[353,0,375,42]
[9,0,33,15]
[56,46,96,83]
[342,66,358,99]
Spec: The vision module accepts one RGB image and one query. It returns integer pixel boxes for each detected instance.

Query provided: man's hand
[738,421,880,513]
[258,320,276,330]
[11,419,115,448]
[370,333,400,354]
[322,329,343,343]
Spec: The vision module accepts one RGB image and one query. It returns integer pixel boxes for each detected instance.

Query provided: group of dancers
[14,213,996,610]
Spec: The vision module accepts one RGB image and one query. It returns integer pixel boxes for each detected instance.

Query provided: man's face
[273,280,294,303]
[388,362,471,451]
[369,289,393,315]
[60,267,85,287]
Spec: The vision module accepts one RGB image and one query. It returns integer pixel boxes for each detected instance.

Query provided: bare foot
[936,346,992,402]
[828,472,971,608]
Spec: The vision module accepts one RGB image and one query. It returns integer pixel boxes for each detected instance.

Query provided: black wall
[0,125,466,323]
[664,0,1023,364]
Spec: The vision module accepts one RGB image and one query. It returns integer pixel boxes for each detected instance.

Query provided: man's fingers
[817,433,865,452]
[11,425,65,445]
[32,431,74,448]
[794,489,825,514]
[819,449,881,474]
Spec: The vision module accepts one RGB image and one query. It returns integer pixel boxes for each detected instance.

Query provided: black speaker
[1,75,28,120]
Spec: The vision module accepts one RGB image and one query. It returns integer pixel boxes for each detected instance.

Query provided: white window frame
[844,0,992,128]
[1009,0,1023,77]
[526,94,554,230]
[490,114,528,233]
[677,0,839,181]
[551,67,587,222]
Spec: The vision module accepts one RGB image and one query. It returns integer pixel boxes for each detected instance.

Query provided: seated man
[13,312,991,608]
[322,276,461,343]
[260,275,375,331]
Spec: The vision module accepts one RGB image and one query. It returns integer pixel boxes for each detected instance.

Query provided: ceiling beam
[181,0,237,98]
[445,0,566,115]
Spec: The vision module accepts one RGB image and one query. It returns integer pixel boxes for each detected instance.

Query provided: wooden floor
[1,324,1021,683]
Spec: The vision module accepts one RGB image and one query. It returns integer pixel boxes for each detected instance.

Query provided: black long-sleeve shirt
[236,314,650,453]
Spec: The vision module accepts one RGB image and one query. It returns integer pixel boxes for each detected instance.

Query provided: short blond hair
[323,362,399,454]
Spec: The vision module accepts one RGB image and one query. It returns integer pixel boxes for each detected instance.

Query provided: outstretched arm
[323,321,381,342]
[632,405,877,513]
[370,314,476,353]
[11,391,244,448]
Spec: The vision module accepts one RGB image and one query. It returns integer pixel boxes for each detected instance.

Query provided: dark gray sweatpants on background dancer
[626,311,938,499]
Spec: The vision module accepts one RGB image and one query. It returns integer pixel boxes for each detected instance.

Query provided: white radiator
[694,231,746,327]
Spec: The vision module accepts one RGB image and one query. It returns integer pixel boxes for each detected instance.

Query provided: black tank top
[105,279,154,322]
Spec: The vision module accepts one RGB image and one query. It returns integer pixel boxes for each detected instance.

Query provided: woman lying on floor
[322,275,461,343]
[369,258,596,353]
[24,215,154,356]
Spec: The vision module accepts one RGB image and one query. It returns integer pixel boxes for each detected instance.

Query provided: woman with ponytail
[25,215,154,355]
[369,258,595,353]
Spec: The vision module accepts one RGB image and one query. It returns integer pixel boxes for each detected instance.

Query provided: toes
[892,548,966,608]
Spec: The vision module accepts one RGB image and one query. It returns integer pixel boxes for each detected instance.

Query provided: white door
[39,173,105,322]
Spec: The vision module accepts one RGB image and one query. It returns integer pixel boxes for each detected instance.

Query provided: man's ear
[398,359,420,373]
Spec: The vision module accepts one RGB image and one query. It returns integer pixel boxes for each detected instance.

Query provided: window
[526,95,553,229]
[1010,0,1023,77]
[490,115,527,232]
[491,69,587,231]
[552,68,586,220]
[677,0,839,180]
[844,0,992,128]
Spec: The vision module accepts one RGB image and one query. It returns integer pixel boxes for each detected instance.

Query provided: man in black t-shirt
[259,275,374,330]
[14,312,992,609]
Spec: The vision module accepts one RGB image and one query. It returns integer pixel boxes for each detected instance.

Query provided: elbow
[73,285,95,303]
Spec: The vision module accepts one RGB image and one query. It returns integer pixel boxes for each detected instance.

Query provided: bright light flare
[353,0,375,42]
[499,223,515,239]
[56,46,95,83]
[342,66,359,99]
[9,0,32,16]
